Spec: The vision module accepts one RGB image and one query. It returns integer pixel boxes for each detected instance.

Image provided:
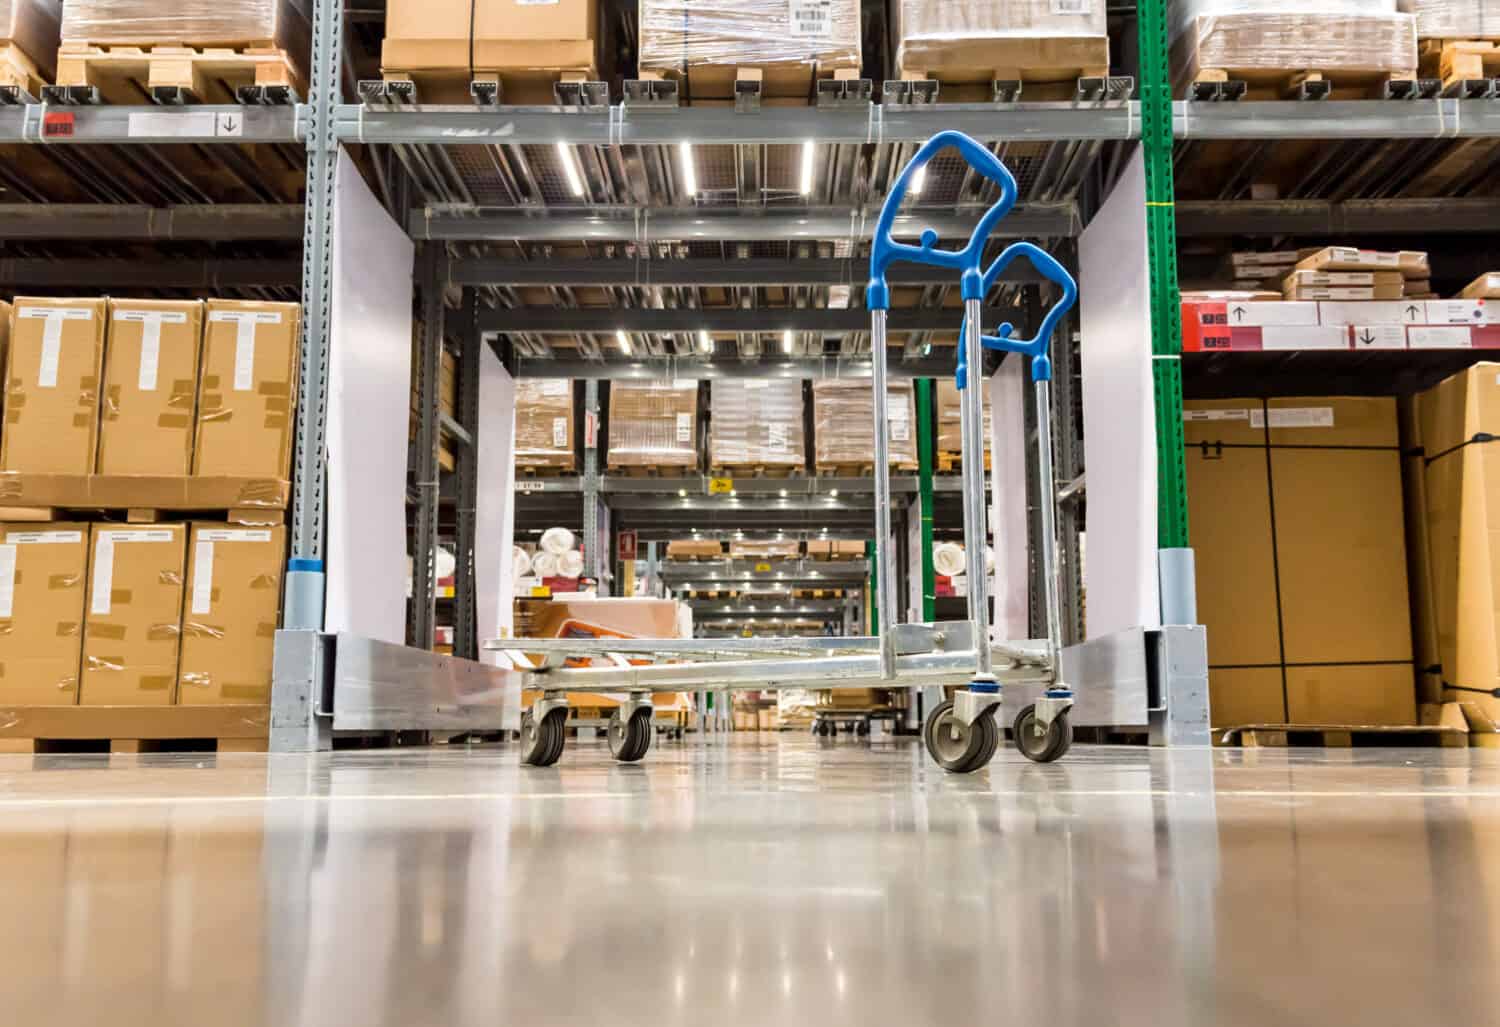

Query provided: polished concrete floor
[1,734,1498,1026]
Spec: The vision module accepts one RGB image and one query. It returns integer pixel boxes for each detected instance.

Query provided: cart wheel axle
[608,708,654,763]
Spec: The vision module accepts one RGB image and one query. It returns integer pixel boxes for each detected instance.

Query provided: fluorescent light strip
[679,141,698,196]
[699,330,713,353]
[556,142,585,198]
[615,330,632,355]
[800,140,815,196]
[910,163,927,196]
[783,329,794,354]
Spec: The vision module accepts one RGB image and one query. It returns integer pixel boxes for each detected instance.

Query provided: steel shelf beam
[486,308,964,333]
[688,600,845,615]
[448,257,1045,288]
[414,203,1080,242]
[659,559,870,584]
[1173,99,1500,139]
[517,475,921,495]
[0,104,299,143]
[1176,197,1500,236]
[511,357,958,380]
[0,257,301,287]
[338,102,1139,147]
[0,204,304,240]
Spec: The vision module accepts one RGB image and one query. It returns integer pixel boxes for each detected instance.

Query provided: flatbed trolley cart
[811,706,899,738]
[488,130,1079,773]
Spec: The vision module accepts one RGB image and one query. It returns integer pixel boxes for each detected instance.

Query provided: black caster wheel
[856,721,870,738]
[923,699,1000,773]
[608,709,654,763]
[520,708,568,767]
[815,721,829,737]
[1012,704,1073,764]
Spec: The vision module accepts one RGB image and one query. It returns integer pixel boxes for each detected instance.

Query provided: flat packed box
[1287,285,1406,301]
[937,379,993,457]
[80,523,187,706]
[0,301,8,385]
[178,524,284,706]
[58,0,310,82]
[1284,270,1404,290]
[385,0,597,83]
[666,539,723,559]
[1184,397,1415,728]
[1460,272,1500,299]
[1317,301,1420,326]
[1171,9,1418,83]
[1425,299,1491,325]
[729,540,799,560]
[1296,246,1430,279]
[1231,249,1301,270]
[193,300,301,480]
[1399,0,1500,38]
[524,597,686,641]
[515,379,575,472]
[0,472,289,511]
[0,0,62,80]
[607,381,699,470]
[0,522,88,704]
[2,297,106,475]
[98,299,203,476]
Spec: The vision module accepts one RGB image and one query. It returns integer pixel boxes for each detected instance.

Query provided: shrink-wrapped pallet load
[893,0,1109,90]
[607,381,699,471]
[811,381,918,471]
[708,380,805,473]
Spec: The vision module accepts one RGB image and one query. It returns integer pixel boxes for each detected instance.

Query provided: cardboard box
[1216,301,1319,327]
[1460,272,1500,300]
[666,539,723,560]
[812,380,918,468]
[729,540,800,560]
[1296,246,1429,279]
[193,300,301,480]
[0,472,289,511]
[937,379,994,456]
[1286,285,1405,302]
[515,379,575,471]
[0,301,9,390]
[708,379,806,471]
[98,299,203,476]
[1,0,62,81]
[1284,270,1404,289]
[1231,250,1300,270]
[0,522,87,704]
[79,523,187,706]
[1,297,106,474]
[832,540,865,558]
[1425,299,1491,325]
[1317,301,1421,326]
[1414,363,1500,725]
[606,380,699,470]
[1185,397,1415,728]
[178,524,284,706]
[383,0,598,94]
[58,0,309,79]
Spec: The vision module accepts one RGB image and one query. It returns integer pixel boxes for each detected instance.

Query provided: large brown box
[192,300,301,480]
[178,524,284,706]
[607,380,699,470]
[666,539,724,560]
[894,0,1109,84]
[1414,363,1500,726]
[2,297,106,475]
[0,0,62,81]
[812,380,918,469]
[1171,11,1418,89]
[936,379,993,459]
[1185,397,1415,728]
[515,379,576,471]
[80,523,187,706]
[98,299,203,476]
[0,522,88,704]
[0,300,9,385]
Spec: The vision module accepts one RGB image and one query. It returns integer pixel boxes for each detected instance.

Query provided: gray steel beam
[452,289,481,661]
[484,308,965,334]
[512,357,959,380]
[3,104,296,143]
[1176,197,1500,236]
[0,204,305,240]
[1174,99,1500,140]
[448,257,1045,288]
[412,203,1080,242]
[0,257,301,288]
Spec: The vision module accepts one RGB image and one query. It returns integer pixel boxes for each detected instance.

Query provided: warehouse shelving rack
[12,2,1498,749]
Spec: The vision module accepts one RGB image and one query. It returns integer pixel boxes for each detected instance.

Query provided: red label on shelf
[42,111,75,138]
[1181,302,1232,352]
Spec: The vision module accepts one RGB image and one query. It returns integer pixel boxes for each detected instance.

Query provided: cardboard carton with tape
[178,523,285,706]
[79,523,187,706]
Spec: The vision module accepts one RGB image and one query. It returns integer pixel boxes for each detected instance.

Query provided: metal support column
[409,244,443,651]
[453,288,481,661]
[282,0,344,631]
[583,380,603,586]
[1052,299,1086,646]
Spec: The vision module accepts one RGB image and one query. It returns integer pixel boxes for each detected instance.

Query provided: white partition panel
[476,348,519,728]
[989,361,1030,640]
[1079,149,1160,638]
[325,151,414,642]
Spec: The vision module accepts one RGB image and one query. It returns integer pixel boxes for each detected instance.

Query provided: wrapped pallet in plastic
[515,379,575,472]
[708,380,806,473]
[936,379,993,463]
[812,381,918,470]
[638,0,860,100]
[728,539,801,560]
[1398,1,1500,38]
[1169,1,1418,81]
[894,0,1109,82]
[607,380,700,471]
[1,0,62,81]
[59,0,309,48]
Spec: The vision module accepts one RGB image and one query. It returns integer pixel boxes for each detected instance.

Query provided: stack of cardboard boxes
[0,297,299,709]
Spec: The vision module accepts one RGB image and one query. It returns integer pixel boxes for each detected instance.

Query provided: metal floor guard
[486,129,1081,773]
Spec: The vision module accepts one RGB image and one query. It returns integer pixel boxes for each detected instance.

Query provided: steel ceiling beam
[511,357,961,380]
[0,257,301,287]
[0,204,305,240]
[483,308,968,333]
[448,257,1045,288]
[1175,197,1500,236]
[412,203,1080,242]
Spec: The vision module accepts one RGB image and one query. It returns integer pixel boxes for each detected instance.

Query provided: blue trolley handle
[866,130,1019,311]
[956,243,1079,386]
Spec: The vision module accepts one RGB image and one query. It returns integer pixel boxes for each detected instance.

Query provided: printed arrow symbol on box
[1358,330,1376,346]
[1232,306,1246,322]
[1406,305,1420,319]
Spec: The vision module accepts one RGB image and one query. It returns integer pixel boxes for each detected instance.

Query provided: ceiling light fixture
[799,140,815,196]
[556,142,586,197]
[679,141,698,196]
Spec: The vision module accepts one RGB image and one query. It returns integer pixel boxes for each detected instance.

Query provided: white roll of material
[558,549,585,578]
[933,541,966,578]
[985,546,995,574]
[540,526,576,555]
[435,546,457,581]
[531,551,560,578]
[512,546,532,580]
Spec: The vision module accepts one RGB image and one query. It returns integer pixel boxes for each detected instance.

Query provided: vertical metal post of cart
[869,308,897,680]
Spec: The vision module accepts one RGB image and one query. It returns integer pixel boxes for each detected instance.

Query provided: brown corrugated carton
[1296,246,1430,279]
[1415,363,1500,726]
[80,523,186,706]
[1185,397,1415,728]
[812,380,918,469]
[666,539,723,559]
[98,299,203,476]
[729,540,800,560]
[1460,272,1500,299]
[515,379,575,471]
[178,524,284,706]
[0,301,9,392]
[606,381,699,470]
[1,0,63,81]
[936,379,993,460]
[0,522,88,704]
[894,0,1108,85]
[1,297,106,474]
[193,300,300,480]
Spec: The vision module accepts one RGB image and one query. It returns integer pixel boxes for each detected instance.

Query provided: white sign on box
[1425,300,1489,326]
[1318,301,1418,326]
[114,309,188,391]
[89,529,175,616]
[1260,326,1348,351]
[675,412,693,444]
[1352,325,1406,350]
[1409,326,1473,350]
[1182,409,1251,423]
[788,0,833,38]
[209,310,283,391]
[1252,407,1335,430]
[18,307,93,388]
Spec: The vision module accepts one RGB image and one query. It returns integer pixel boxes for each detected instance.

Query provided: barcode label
[768,422,789,452]
[789,0,833,38]
[1250,407,1334,430]
[1182,409,1250,423]
[552,417,567,448]
[1051,0,1091,13]
[676,412,694,444]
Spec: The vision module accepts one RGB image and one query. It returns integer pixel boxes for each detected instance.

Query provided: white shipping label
[1182,409,1250,422]
[768,422,790,452]
[1352,325,1406,350]
[1260,326,1348,351]
[676,412,694,444]
[90,536,115,616]
[0,544,16,619]
[128,110,217,138]
[99,529,175,544]
[115,310,187,391]
[788,0,833,38]
[552,417,567,448]
[197,529,272,543]
[191,541,215,615]
[1409,326,1472,350]
[233,319,257,391]
[541,380,569,396]
[1250,407,1335,430]
[19,307,92,388]
[5,530,83,544]
[1052,0,1092,12]
[890,414,911,443]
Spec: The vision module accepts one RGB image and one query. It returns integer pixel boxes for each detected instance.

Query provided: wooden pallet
[816,463,919,477]
[0,704,270,754]
[895,33,1112,103]
[637,64,861,106]
[1180,66,1420,101]
[1419,39,1500,96]
[708,464,803,479]
[517,464,578,478]
[378,66,599,107]
[0,42,46,100]
[606,464,699,478]
[936,451,992,474]
[1221,723,1468,749]
[53,42,302,104]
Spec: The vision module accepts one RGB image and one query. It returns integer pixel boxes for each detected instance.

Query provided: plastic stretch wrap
[638,0,860,71]
[607,381,699,469]
[539,527,576,556]
[894,0,1108,78]
[709,380,806,471]
[812,381,918,468]
[1,0,61,78]
[1169,2,1417,74]
[515,380,575,471]
[1399,0,1500,37]
[936,380,992,457]
[59,0,307,44]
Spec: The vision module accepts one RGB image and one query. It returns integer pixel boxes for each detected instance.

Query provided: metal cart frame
[487,130,1080,773]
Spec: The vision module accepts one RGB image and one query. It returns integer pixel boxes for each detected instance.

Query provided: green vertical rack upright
[916,379,938,623]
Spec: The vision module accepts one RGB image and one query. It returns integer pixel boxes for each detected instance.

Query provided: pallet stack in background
[607,380,700,474]
[936,380,992,472]
[0,0,60,96]
[0,297,300,743]
[514,379,576,475]
[812,381,918,474]
[708,380,805,477]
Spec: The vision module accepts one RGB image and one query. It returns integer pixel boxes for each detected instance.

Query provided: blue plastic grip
[957,242,1079,384]
[866,130,1019,312]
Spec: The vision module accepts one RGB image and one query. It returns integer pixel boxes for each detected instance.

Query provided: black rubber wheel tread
[970,709,1001,771]
[1012,704,1070,764]
[520,711,548,766]
[923,699,988,773]
[629,710,654,762]
[542,709,568,766]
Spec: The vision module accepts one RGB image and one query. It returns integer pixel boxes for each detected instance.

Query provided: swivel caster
[520,707,568,767]
[923,699,1000,773]
[856,720,870,738]
[608,708,654,763]
[1012,703,1073,764]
